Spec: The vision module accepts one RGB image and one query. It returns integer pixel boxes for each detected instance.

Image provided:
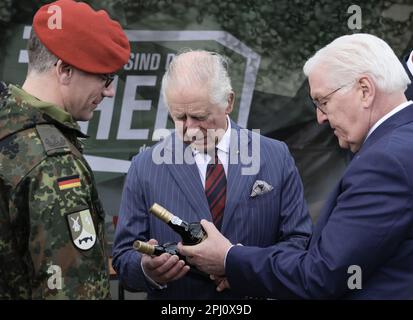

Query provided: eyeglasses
[100,73,115,88]
[309,86,343,115]
[54,59,115,88]
[309,81,355,115]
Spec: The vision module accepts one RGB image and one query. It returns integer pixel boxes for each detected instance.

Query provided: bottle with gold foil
[133,240,184,259]
[133,240,209,279]
[149,203,207,245]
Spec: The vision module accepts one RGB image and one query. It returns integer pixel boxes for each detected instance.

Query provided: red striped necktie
[205,148,227,229]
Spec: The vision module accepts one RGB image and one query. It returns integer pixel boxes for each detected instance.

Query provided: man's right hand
[141,239,190,284]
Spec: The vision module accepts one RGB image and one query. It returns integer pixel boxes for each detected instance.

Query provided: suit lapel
[359,104,413,155]
[221,123,256,233]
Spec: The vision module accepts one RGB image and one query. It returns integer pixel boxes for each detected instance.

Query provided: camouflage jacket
[0,84,110,299]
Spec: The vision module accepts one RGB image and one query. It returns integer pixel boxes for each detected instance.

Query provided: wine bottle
[133,240,209,279]
[149,203,207,245]
[133,240,184,259]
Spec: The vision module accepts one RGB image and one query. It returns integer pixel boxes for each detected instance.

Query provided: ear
[225,91,235,114]
[55,60,73,85]
[358,76,375,109]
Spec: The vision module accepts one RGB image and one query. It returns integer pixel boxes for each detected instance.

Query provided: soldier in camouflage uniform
[0,0,130,299]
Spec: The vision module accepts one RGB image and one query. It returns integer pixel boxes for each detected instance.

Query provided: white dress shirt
[365,100,412,142]
[191,115,231,188]
[407,50,413,76]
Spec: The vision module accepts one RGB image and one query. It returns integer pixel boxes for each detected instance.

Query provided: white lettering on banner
[124,53,162,71]
[153,80,173,141]
[117,75,156,140]
[165,53,175,70]
[18,26,32,63]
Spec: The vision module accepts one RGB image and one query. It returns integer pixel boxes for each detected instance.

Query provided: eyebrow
[309,89,320,100]
[174,111,209,118]
[310,90,330,102]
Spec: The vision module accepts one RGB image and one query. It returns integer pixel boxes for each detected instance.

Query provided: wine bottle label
[171,216,183,225]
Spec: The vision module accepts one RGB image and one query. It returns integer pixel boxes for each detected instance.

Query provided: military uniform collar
[9,84,87,137]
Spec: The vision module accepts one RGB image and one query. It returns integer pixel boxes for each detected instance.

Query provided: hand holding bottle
[134,239,210,280]
[149,203,207,245]
[139,238,190,285]
[178,219,232,276]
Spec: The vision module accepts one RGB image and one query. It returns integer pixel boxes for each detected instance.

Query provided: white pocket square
[250,180,274,198]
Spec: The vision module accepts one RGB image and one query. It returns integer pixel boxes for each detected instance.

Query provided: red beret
[33,0,130,74]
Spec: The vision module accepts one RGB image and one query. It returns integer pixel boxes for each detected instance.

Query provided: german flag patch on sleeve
[57,175,81,190]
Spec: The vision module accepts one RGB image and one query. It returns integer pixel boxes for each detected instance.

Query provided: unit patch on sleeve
[66,209,97,251]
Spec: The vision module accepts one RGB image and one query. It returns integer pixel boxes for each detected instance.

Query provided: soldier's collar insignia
[58,175,81,190]
[66,209,96,251]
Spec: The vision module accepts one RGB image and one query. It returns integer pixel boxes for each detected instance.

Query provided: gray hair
[303,33,410,93]
[161,49,233,108]
[27,29,57,74]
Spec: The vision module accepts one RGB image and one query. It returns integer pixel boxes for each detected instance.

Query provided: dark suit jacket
[402,52,413,100]
[227,106,413,299]
[112,120,312,299]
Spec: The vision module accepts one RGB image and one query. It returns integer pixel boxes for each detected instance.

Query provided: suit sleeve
[276,142,313,249]
[226,148,413,299]
[112,154,151,291]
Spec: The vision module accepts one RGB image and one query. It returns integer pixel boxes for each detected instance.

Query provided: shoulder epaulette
[35,124,72,156]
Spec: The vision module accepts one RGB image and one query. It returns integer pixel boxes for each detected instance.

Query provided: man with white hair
[112,50,312,299]
[179,34,413,299]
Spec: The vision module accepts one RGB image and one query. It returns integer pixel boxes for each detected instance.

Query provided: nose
[316,108,328,124]
[102,84,115,98]
[185,116,200,129]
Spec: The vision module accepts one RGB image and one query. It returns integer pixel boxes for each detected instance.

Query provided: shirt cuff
[140,260,167,290]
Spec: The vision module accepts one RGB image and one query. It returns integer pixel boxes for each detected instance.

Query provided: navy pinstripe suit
[112,120,312,299]
[226,106,413,299]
